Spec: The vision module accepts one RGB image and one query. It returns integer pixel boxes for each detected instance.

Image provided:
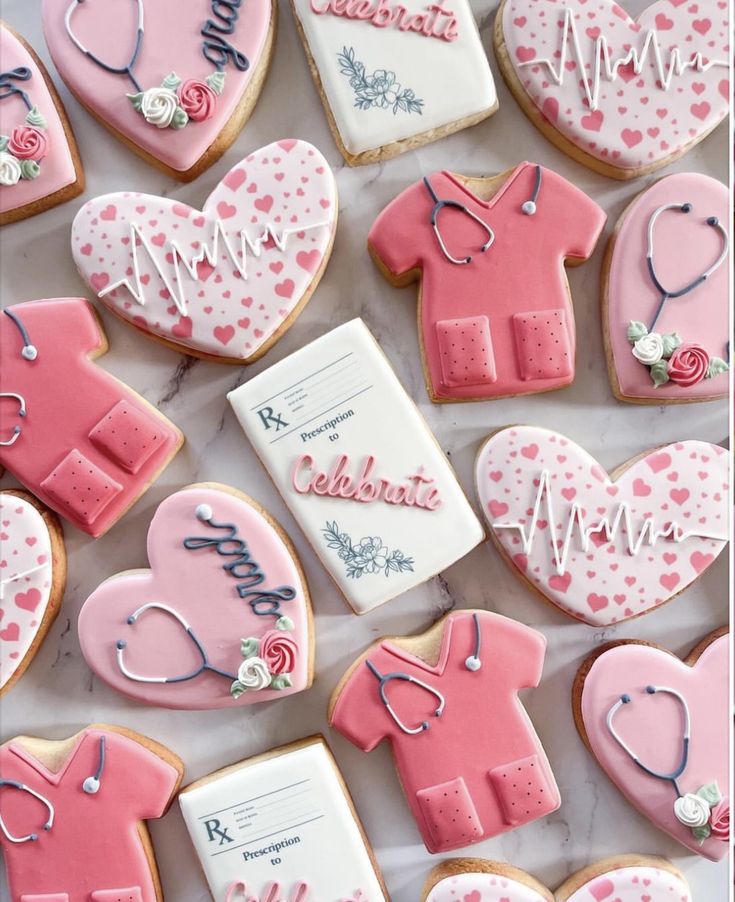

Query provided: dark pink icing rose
[260,630,298,675]
[709,797,730,840]
[667,344,709,387]
[178,79,217,122]
[8,126,47,161]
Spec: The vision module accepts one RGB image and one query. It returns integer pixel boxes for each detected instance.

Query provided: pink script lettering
[309,0,459,42]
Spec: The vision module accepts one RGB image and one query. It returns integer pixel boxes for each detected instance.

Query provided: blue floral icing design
[322,521,415,579]
[336,47,424,115]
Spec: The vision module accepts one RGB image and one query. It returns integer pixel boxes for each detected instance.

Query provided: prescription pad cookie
[0,22,84,225]
[228,318,484,614]
[43,0,275,181]
[330,610,561,853]
[291,0,497,165]
[179,735,388,900]
[72,140,337,363]
[476,426,729,626]
[0,723,183,902]
[368,162,606,402]
[0,298,183,538]
[573,629,729,861]
[604,172,730,404]
[79,483,314,709]
[0,490,66,695]
[494,0,730,179]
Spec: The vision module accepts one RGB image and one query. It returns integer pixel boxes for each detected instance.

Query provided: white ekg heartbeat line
[491,469,727,576]
[518,6,728,113]
[97,217,330,317]
[0,565,46,601]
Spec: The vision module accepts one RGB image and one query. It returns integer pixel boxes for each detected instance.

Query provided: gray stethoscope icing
[65,0,146,92]
[645,202,730,334]
[423,165,542,266]
[116,602,239,684]
[366,613,482,736]
[1,307,37,448]
[0,736,105,843]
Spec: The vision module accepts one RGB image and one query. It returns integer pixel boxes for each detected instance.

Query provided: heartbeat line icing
[517,6,728,113]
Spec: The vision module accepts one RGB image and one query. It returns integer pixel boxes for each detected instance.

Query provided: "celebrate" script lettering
[309,0,459,42]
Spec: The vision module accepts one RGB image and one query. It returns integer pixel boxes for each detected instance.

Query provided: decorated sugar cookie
[42,0,276,180]
[71,140,337,363]
[0,724,183,901]
[79,484,314,709]
[290,0,497,164]
[574,629,729,861]
[369,162,606,402]
[494,0,730,179]
[476,427,729,626]
[0,298,183,537]
[228,319,484,614]
[179,736,388,900]
[329,610,560,853]
[604,172,730,403]
[0,22,83,225]
[422,855,691,902]
[0,490,66,695]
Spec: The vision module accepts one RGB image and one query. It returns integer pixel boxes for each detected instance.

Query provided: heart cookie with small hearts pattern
[495,0,730,178]
[71,139,337,362]
[476,426,729,626]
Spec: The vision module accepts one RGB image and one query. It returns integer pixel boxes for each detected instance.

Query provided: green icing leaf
[275,615,294,631]
[0,136,8,152]
[627,321,648,343]
[127,92,144,112]
[206,71,226,95]
[19,160,40,181]
[170,106,189,130]
[692,823,712,845]
[230,680,246,699]
[650,360,669,387]
[240,637,260,659]
[707,357,729,378]
[25,106,47,129]
[697,781,722,805]
[270,673,293,691]
[162,72,182,90]
[661,332,682,358]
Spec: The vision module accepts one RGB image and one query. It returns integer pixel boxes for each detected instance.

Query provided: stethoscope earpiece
[81,736,106,795]
[82,775,101,794]
[465,655,482,672]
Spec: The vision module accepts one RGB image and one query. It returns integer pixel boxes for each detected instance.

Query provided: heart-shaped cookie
[71,139,337,362]
[494,0,730,179]
[42,0,275,180]
[78,484,314,709]
[476,427,729,626]
[604,172,730,403]
[574,630,729,860]
[422,856,691,902]
[0,22,84,225]
[0,490,66,694]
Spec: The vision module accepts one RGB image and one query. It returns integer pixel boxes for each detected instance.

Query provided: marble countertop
[0,0,729,899]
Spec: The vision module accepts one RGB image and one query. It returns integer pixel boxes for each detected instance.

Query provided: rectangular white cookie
[228,318,483,613]
[291,0,496,158]
[179,737,386,898]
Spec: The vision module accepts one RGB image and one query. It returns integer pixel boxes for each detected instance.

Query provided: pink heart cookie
[0,23,83,225]
[71,140,337,362]
[604,172,729,403]
[496,0,730,179]
[78,484,313,709]
[476,427,729,626]
[0,491,66,695]
[42,0,275,180]
[575,631,729,860]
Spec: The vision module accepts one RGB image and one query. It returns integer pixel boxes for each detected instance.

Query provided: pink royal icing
[78,486,312,709]
[580,635,729,861]
[476,427,729,626]
[501,0,730,174]
[368,163,605,401]
[71,140,337,361]
[427,872,547,902]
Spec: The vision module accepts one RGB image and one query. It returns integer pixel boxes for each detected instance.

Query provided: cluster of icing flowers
[673,781,729,845]
[336,47,424,116]
[627,321,728,388]
[230,616,298,699]
[128,71,225,130]
[0,106,48,187]
[322,521,414,579]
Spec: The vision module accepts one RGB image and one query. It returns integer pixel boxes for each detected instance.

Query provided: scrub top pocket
[90,888,144,901]
[435,316,497,389]
[512,309,573,381]
[487,754,556,826]
[416,775,483,852]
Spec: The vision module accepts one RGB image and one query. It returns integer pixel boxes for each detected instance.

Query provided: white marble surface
[0,0,730,899]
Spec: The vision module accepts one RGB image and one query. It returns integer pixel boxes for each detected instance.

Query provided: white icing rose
[236,656,272,691]
[140,87,178,128]
[632,332,664,365]
[0,151,22,186]
[674,793,711,828]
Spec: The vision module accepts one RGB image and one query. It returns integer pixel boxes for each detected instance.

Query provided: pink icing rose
[709,797,730,840]
[667,343,710,387]
[8,125,47,161]
[260,630,298,675]
[177,79,217,122]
